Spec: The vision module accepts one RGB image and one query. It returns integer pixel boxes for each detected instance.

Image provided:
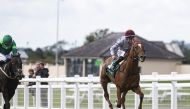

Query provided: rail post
[1,93,4,109]
[36,76,41,109]
[88,74,94,109]
[13,89,18,109]
[171,72,177,109]
[48,82,52,109]
[152,72,158,109]
[61,78,66,109]
[135,93,139,109]
[61,76,66,109]
[24,81,29,109]
[74,75,80,109]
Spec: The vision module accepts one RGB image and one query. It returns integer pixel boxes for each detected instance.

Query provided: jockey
[108,29,136,76]
[0,35,18,65]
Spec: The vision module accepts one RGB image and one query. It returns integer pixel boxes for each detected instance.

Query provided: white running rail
[0,72,190,109]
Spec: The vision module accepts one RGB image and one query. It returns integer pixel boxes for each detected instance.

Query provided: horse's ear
[11,52,20,57]
[17,53,21,57]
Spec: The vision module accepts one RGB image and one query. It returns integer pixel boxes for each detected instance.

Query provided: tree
[84,28,111,44]
[24,40,67,64]
[35,48,44,59]
[170,40,190,64]
[183,45,190,64]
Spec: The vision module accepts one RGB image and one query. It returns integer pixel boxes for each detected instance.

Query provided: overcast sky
[0,0,190,49]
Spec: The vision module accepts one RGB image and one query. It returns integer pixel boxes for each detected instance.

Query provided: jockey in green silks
[0,35,18,65]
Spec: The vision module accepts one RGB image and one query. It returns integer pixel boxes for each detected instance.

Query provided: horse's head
[129,38,146,62]
[9,53,24,80]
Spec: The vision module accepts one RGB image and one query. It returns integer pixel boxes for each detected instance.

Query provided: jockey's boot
[108,56,124,77]
[0,61,5,67]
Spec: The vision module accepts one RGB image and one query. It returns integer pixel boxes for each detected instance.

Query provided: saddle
[106,60,124,78]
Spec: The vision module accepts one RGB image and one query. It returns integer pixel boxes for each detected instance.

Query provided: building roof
[150,41,184,57]
[64,32,183,59]
[165,43,184,57]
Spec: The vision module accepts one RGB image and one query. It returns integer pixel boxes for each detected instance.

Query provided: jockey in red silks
[107,29,137,77]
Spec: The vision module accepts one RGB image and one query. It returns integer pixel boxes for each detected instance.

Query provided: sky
[0,0,190,49]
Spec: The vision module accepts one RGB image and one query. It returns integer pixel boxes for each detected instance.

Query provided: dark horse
[100,39,146,109]
[0,54,24,109]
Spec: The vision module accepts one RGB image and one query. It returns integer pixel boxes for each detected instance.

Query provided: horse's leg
[3,89,15,109]
[101,81,113,109]
[116,87,122,108]
[121,91,128,109]
[133,86,144,109]
[2,91,10,109]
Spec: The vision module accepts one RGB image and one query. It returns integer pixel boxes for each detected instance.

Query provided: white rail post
[74,75,80,109]
[24,81,29,109]
[135,93,139,109]
[88,74,94,109]
[0,93,5,109]
[152,72,158,109]
[36,76,41,109]
[61,76,66,109]
[1,93,4,109]
[171,72,177,109]
[103,83,110,109]
[13,89,18,109]
[48,82,52,109]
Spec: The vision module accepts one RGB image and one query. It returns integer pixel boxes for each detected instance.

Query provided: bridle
[129,42,146,62]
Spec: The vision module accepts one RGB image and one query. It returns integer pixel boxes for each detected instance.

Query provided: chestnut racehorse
[100,39,146,109]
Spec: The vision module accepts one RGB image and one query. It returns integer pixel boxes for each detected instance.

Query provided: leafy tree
[84,28,111,44]
[24,40,67,64]
[35,48,45,59]
[168,40,190,64]
[183,45,190,64]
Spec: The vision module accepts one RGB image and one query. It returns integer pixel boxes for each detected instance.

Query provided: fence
[0,72,190,109]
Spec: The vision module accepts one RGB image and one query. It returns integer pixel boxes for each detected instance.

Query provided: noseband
[130,43,146,62]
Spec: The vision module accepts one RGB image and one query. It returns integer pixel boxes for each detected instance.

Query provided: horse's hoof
[116,104,121,108]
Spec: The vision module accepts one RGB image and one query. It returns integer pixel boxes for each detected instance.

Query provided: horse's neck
[4,63,11,75]
[122,52,139,75]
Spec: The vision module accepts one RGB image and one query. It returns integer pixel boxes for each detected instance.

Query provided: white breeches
[117,50,125,57]
[0,53,11,62]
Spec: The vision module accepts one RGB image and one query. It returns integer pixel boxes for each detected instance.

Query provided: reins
[121,43,139,73]
[0,64,16,79]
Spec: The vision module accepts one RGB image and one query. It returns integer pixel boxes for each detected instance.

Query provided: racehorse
[100,39,146,109]
[0,54,24,109]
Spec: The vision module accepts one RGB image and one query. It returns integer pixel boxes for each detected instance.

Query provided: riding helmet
[3,35,13,46]
[125,29,136,37]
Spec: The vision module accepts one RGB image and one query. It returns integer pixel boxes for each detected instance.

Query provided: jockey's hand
[112,55,117,60]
